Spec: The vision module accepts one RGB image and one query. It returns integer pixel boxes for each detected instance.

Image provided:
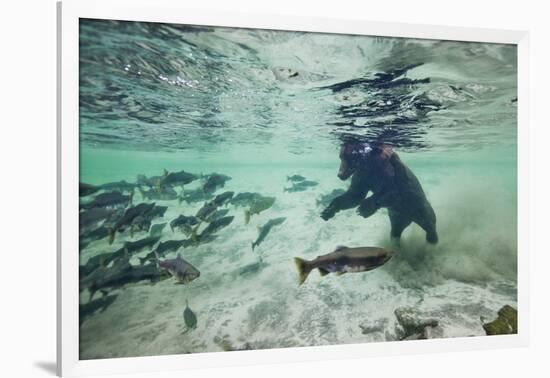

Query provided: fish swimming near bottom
[202,173,231,194]
[195,201,219,222]
[79,207,121,234]
[137,174,163,189]
[129,205,167,235]
[244,196,275,224]
[183,300,197,330]
[212,191,234,207]
[139,239,191,265]
[229,192,263,207]
[81,191,132,210]
[239,259,268,276]
[108,202,156,244]
[99,180,136,194]
[204,215,234,234]
[158,253,200,284]
[194,216,234,243]
[205,208,230,223]
[170,215,200,237]
[251,217,286,250]
[294,246,395,285]
[284,180,319,193]
[81,257,168,298]
[159,169,198,188]
[179,188,214,204]
[123,236,161,255]
[80,235,161,276]
[139,186,179,201]
[287,174,306,183]
[79,226,109,250]
[80,182,100,197]
[79,294,118,325]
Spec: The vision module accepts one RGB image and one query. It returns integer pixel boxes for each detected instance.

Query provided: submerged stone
[482,305,518,335]
[394,307,439,340]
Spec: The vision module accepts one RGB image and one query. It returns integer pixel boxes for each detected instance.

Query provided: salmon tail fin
[244,210,251,225]
[107,228,115,245]
[318,267,330,277]
[251,241,256,251]
[294,257,311,285]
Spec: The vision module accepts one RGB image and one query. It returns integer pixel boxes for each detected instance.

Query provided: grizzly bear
[321,143,438,244]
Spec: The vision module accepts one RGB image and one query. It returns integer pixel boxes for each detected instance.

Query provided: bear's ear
[372,145,395,177]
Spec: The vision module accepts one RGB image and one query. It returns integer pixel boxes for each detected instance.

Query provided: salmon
[294,245,395,285]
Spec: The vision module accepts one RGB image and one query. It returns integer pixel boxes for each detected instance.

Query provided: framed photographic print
[57,0,529,376]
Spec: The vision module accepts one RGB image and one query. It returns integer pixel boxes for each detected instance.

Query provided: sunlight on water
[78,19,517,359]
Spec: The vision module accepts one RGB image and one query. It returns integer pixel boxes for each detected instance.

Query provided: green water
[78,19,517,359]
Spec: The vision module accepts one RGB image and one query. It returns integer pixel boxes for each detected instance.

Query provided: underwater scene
[78,19,518,359]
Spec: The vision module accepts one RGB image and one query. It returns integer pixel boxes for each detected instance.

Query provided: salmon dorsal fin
[333,245,348,252]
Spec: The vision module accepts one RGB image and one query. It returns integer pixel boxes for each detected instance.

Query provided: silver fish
[158,253,200,284]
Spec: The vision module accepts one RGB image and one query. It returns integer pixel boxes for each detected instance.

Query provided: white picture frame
[57,0,530,376]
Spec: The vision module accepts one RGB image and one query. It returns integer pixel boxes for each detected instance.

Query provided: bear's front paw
[357,199,378,218]
[320,207,336,221]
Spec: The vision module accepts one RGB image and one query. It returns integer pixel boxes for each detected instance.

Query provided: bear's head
[337,143,395,180]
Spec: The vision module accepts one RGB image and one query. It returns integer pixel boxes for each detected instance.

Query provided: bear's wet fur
[321,143,438,244]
